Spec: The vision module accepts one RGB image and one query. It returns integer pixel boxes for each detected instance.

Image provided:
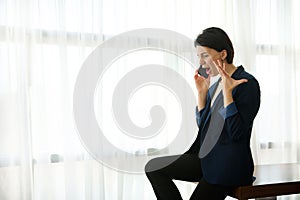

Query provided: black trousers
[145,154,233,200]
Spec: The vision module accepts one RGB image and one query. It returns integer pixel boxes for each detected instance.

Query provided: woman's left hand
[214,60,248,107]
[214,60,248,93]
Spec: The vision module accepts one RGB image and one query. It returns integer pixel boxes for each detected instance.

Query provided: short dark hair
[194,27,234,64]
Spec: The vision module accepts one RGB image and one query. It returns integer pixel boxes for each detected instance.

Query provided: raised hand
[213,60,248,107]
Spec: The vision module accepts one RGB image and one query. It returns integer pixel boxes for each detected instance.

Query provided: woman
[145,27,261,200]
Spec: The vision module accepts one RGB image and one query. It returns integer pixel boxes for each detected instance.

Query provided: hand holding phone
[198,65,208,78]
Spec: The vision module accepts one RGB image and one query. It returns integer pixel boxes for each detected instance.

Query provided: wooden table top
[229,163,300,199]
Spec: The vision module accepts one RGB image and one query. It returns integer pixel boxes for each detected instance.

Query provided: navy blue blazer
[186,66,261,187]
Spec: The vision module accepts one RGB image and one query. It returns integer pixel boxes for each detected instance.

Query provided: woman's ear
[221,50,227,61]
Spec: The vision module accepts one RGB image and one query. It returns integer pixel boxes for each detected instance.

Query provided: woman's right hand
[194,69,210,111]
[194,69,210,94]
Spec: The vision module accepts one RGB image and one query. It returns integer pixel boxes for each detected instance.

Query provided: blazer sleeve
[195,106,205,128]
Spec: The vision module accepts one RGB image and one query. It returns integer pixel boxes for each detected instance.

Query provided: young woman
[145,27,261,200]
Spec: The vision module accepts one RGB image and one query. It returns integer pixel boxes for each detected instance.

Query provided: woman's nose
[199,58,205,66]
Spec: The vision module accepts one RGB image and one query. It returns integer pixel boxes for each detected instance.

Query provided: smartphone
[198,65,208,78]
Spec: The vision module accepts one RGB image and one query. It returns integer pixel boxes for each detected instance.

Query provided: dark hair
[194,27,234,64]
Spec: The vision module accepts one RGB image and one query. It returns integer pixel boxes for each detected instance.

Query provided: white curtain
[0,0,299,200]
[253,0,300,166]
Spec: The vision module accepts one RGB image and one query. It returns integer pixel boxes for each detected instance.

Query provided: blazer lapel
[200,81,221,141]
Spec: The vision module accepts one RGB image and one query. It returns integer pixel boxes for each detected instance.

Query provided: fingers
[213,60,225,76]
[194,69,200,80]
[222,60,226,71]
[237,78,248,84]
[232,79,248,89]
[212,61,249,88]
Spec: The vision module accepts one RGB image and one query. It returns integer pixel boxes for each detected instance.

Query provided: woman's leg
[145,154,202,200]
[190,178,233,200]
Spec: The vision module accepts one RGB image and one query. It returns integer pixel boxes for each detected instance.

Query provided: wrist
[198,92,207,111]
[198,91,208,101]
[223,90,233,107]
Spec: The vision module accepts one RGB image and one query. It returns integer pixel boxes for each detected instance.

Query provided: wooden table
[229,163,300,199]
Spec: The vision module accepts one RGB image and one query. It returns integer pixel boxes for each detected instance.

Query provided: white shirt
[210,75,222,107]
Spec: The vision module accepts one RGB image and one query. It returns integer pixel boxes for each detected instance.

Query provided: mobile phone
[198,65,208,78]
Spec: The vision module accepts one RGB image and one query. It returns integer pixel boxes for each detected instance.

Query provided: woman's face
[196,46,223,77]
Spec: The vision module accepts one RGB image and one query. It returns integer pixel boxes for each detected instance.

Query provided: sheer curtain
[253,0,300,166]
[0,0,299,200]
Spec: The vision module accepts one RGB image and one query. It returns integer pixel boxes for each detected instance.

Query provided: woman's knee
[145,157,160,174]
[145,155,181,174]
